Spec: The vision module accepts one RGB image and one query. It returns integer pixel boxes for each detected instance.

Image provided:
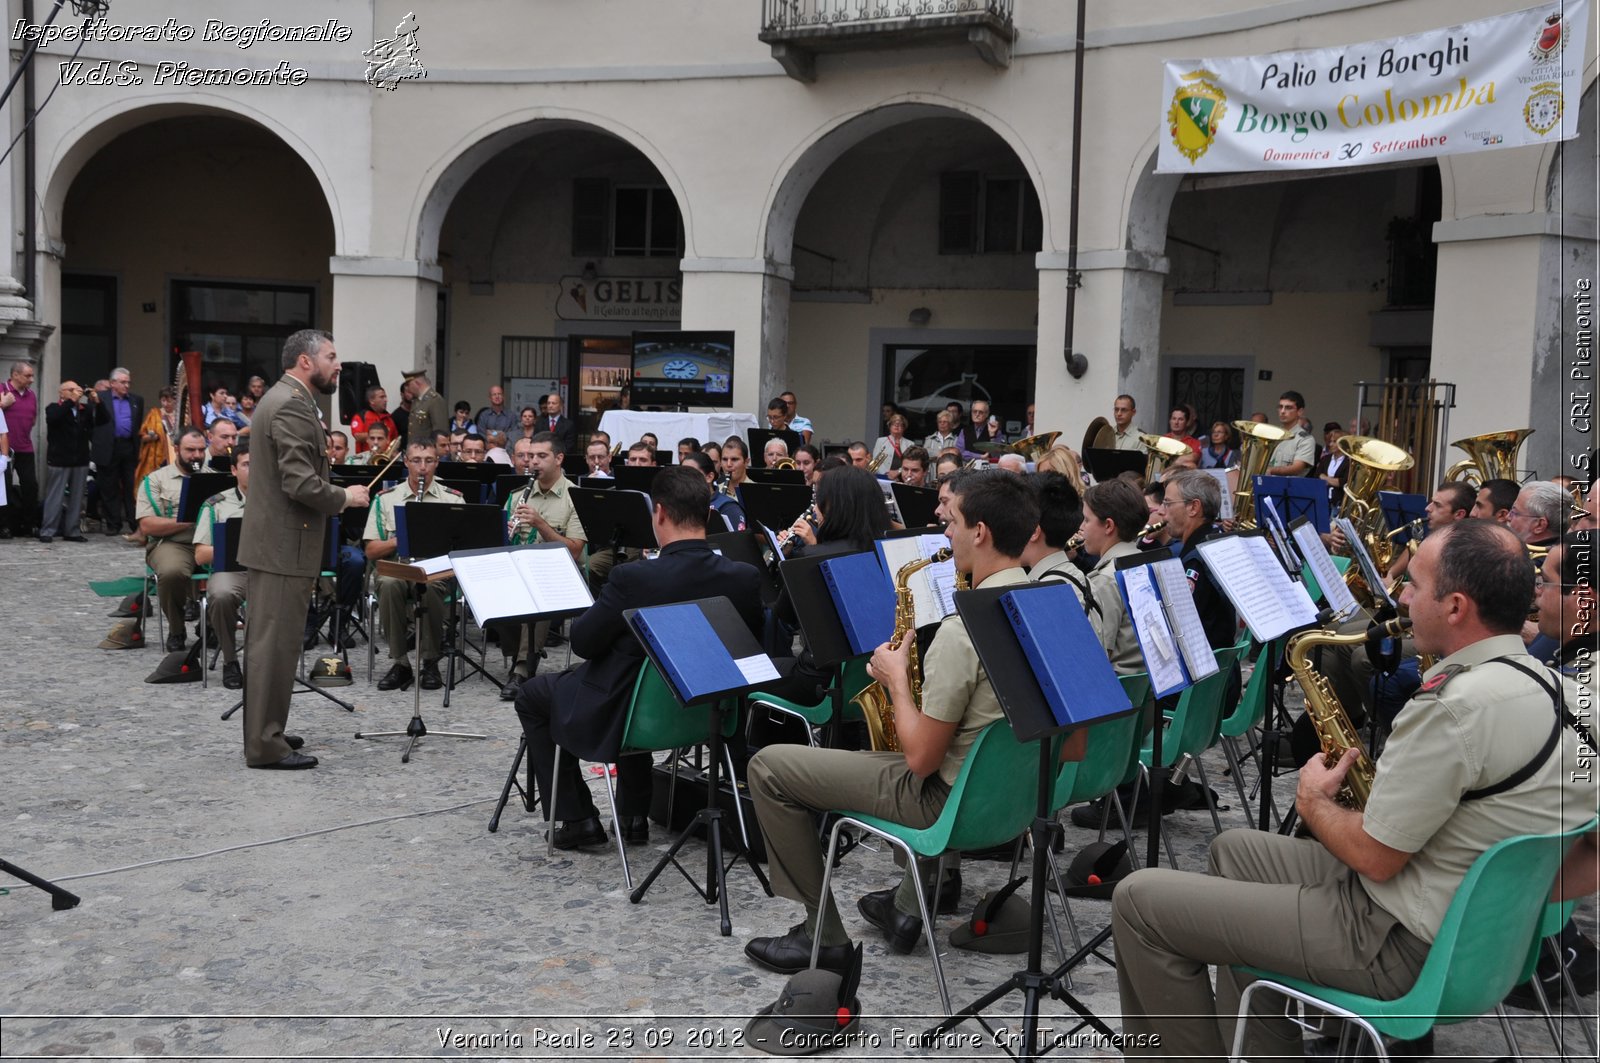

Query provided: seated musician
[1111,519,1599,1059]
[1079,478,1150,674]
[744,472,1037,972]
[683,450,748,532]
[625,442,657,467]
[136,427,209,653]
[194,440,250,689]
[1020,471,1091,605]
[512,466,764,850]
[351,421,392,464]
[497,432,586,699]
[1472,477,1519,523]
[202,419,238,472]
[897,446,929,488]
[762,437,789,469]
[364,440,462,691]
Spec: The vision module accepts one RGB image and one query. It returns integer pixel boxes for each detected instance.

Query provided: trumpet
[1065,531,1084,553]
[1139,519,1168,539]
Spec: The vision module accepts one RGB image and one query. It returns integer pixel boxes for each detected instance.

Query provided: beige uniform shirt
[504,474,586,548]
[1087,539,1146,674]
[919,566,1030,786]
[1269,425,1317,470]
[1029,550,1089,612]
[363,477,463,549]
[1113,426,1145,452]
[1361,634,1599,943]
[136,465,198,545]
[193,488,247,554]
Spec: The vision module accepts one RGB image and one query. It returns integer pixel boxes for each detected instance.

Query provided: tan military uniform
[1086,539,1145,674]
[1112,633,1600,1060]
[498,475,587,675]
[747,566,1026,945]
[1112,425,1145,452]
[195,488,247,663]
[136,464,198,635]
[365,476,463,664]
[407,385,448,450]
[1269,424,1317,470]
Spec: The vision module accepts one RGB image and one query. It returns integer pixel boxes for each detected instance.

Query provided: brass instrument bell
[1442,428,1532,486]
[1008,431,1061,464]
[1137,433,1190,483]
[1231,420,1291,530]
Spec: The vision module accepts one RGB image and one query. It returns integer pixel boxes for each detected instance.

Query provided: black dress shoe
[165,631,188,653]
[284,734,305,751]
[744,923,855,976]
[183,601,199,622]
[63,534,87,543]
[377,662,414,691]
[500,675,526,701]
[549,816,607,850]
[620,815,650,844]
[857,888,926,953]
[37,535,51,543]
[418,660,444,690]
[249,752,318,770]
[222,661,243,689]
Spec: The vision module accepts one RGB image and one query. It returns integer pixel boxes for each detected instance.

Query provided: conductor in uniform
[238,330,369,770]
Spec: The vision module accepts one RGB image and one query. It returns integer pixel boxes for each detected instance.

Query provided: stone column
[1034,249,1168,439]
[678,257,793,415]
[328,256,441,395]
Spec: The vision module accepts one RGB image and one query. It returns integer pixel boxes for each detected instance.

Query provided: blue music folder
[819,551,894,655]
[626,597,777,706]
[1254,474,1330,533]
[999,583,1130,728]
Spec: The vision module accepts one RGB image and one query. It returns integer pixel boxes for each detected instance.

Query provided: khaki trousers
[242,570,315,765]
[747,745,950,947]
[147,540,195,633]
[1111,828,1429,1060]
[376,574,444,663]
[206,571,246,663]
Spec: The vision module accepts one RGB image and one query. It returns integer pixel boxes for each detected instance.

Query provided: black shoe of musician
[745,923,855,976]
[222,661,243,689]
[549,816,607,851]
[249,752,318,770]
[284,734,305,751]
[418,660,444,690]
[620,815,650,845]
[183,600,199,622]
[856,889,925,954]
[377,662,414,691]
[165,631,188,653]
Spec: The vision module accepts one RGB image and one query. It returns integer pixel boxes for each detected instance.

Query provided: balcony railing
[759,1,1016,81]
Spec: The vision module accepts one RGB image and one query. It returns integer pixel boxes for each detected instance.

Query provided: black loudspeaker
[338,361,381,425]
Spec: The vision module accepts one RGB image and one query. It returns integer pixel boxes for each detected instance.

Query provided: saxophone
[851,547,969,752]
[1284,622,1389,810]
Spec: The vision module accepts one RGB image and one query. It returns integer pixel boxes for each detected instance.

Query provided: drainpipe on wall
[1061,0,1088,381]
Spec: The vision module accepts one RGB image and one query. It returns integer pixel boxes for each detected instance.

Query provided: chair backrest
[1220,638,1278,738]
[620,660,737,754]
[1054,672,1151,810]
[917,721,1047,857]
[1414,820,1596,1020]
[1158,643,1245,767]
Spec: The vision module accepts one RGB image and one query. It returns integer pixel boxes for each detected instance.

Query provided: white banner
[1157,1,1589,173]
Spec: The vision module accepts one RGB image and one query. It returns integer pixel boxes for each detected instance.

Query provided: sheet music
[511,547,593,614]
[1334,515,1395,611]
[1292,521,1359,616]
[1204,468,1233,521]
[451,552,524,623]
[1120,564,1186,695]
[878,534,953,629]
[415,554,452,576]
[1150,558,1220,682]
[734,653,781,684]
[1195,534,1318,641]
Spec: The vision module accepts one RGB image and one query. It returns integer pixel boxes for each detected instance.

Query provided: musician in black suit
[512,465,764,850]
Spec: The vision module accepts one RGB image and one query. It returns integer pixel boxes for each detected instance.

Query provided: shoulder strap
[1036,563,1099,617]
[1462,657,1591,801]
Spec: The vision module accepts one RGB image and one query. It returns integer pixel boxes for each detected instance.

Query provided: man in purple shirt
[0,360,38,537]
[91,367,144,536]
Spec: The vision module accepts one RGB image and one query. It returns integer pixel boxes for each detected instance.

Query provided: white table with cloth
[598,410,758,458]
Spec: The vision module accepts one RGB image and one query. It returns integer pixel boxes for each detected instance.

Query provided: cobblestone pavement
[1,534,1594,1059]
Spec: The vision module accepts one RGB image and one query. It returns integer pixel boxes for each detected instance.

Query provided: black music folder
[891,482,939,528]
[177,473,237,522]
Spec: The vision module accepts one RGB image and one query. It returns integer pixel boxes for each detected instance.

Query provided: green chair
[1228,819,1598,1063]
[811,721,1048,1015]
[1507,898,1595,1057]
[549,661,749,897]
[747,657,872,746]
[1217,638,1281,827]
[1130,643,1247,867]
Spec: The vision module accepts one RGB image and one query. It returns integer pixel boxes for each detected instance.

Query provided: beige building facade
[3,0,1593,478]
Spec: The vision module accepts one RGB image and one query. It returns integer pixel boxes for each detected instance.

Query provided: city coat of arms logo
[1530,12,1568,62]
[1169,70,1227,164]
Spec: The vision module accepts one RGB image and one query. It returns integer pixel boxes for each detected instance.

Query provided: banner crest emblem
[1169,70,1227,164]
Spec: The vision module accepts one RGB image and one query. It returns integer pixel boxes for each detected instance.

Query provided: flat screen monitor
[631,330,733,410]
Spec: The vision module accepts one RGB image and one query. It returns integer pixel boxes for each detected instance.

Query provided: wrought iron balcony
[760,1,1016,82]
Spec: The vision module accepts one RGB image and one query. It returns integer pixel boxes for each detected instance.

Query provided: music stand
[405,502,505,702]
[496,473,533,505]
[744,465,806,486]
[891,483,939,528]
[434,476,485,504]
[1083,448,1144,483]
[561,453,588,479]
[738,481,812,537]
[746,427,802,467]
[0,858,79,910]
[623,597,777,936]
[217,517,357,720]
[570,487,657,561]
[177,473,237,522]
[774,551,865,750]
[1253,474,1330,533]
[577,475,618,490]
[608,465,658,494]
[927,585,1127,1057]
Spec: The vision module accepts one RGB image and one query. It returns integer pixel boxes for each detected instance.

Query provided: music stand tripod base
[1,857,81,910]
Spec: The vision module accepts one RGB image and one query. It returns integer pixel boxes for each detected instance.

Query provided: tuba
[1442,428,1532,486]
[1008,431,1061,464]
[1231,420,1291,530]
[1138,433,1191,483]
[1336,435,1414,608]
[1284,621,1388,810]
[851,547,969,752]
